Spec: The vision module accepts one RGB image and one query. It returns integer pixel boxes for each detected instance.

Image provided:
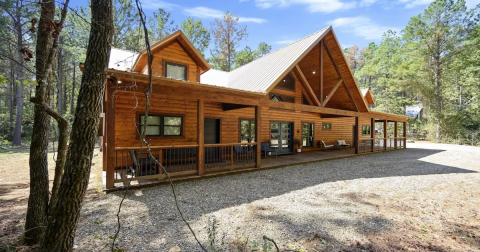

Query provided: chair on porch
[336,140,351,150]
[129,150,159,177]
[261,142,278,158]
[321,141,336,151]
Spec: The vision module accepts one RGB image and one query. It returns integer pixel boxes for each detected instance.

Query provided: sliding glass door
[270,122,293,153]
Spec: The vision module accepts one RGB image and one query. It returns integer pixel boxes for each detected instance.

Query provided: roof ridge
[229,26,330,74]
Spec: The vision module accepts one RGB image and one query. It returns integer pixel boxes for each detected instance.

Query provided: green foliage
[181,17,210,55]
[351,0,480,145]
[233,42,272,69]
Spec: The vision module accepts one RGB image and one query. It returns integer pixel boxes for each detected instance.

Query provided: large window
[270,93,295,103]
[323,123,331,130]
[275,73,295,91]
[165,62,187,80]
[139,114,182,136]
[362,125,371,135]
[302,123,314,147]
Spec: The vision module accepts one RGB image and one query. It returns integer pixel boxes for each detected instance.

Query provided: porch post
[255,106,262,168]
[370,118,375,152]
[383,119,387,150]
[105,81,116,189]
[403,121,407,148]
[354,117,359,154]
[197,99,204,175]
[394,121,398,149]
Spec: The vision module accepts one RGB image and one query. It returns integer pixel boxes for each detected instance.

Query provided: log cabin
[96,26,413,189]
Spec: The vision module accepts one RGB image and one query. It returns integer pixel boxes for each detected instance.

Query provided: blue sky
[71,0,480,53]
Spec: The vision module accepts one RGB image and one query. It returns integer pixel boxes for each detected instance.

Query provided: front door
[205,119,220,164]
[271,122,293,154]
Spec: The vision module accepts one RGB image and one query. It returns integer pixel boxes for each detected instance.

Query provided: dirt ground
[0,144,103,249]
[1,142,480,251]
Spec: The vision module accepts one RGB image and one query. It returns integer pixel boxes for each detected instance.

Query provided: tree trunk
[57,36,63,115]
[434,56,441,143]
[13,14,24,146]
[9,60,14,137]
[71,60,75,114]
[24,0,56,245]
[42,0,113,249]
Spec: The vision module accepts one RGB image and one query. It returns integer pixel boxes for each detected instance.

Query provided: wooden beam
[403,121,407,148]
[295,65,321,106]
[255,106,262,168]
[355,117,359,154]
[105,82,116,189]
[322,79,342,107]
[323,40,363,112]
[383,119,387,150]
[320,41,324,104]
[370,118,375,152]
[342,81,359,112]
[197,100,204,175]
[394,121,398,149]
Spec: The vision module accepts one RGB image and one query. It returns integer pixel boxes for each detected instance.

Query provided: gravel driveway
[75,143,480,251]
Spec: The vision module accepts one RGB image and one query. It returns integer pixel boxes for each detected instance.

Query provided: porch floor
[106,148,360,190]
[261,148,356,168]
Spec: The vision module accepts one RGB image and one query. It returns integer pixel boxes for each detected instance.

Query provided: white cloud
[251,0,356,13]
[401,0,434,8]
[141,0,182,10]
[329,16,399,40]
[274,39,297,44]
[184,6,267,23]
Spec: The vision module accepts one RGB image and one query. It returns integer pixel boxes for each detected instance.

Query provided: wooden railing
[204,143,257,173]
[112,143,257,186]
[359,137,406,153]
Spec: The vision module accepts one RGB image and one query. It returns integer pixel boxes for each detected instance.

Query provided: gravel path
[75,143,480,251]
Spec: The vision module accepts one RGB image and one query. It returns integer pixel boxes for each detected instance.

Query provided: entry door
[271,122,293,153]
[204,119,220,164]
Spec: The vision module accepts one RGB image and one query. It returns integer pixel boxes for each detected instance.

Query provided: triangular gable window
[302,94,310,105]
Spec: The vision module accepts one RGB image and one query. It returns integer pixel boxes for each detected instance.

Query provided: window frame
[270,93,295,103]
[165,61,188,81]
[238,118,256,143]
[302,122,315,148]
[362,125,371,136]
[137,112,184,138]
[323,123,332,130]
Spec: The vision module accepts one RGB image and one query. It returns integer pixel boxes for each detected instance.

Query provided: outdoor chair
[129,150,159,177]
[270,139,279,157]
[261,142,278,158]
[321,141,336,151]
[336,140,351,150]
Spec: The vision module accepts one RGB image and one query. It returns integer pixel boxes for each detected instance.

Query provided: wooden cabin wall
[141,41,198,82]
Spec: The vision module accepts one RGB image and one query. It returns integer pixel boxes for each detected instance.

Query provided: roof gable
[132,30,211,73]
[361,89,375,105]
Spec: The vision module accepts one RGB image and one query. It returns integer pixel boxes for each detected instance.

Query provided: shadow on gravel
[107,147,477,251]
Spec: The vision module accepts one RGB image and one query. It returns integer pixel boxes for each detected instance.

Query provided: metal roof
[200,26,331,93]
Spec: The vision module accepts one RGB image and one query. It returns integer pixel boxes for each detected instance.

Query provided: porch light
[117,80,122,84]
[312,71,316,74]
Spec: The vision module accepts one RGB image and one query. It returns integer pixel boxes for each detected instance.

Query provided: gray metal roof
[109,48,138,71]
[200,26,330,93]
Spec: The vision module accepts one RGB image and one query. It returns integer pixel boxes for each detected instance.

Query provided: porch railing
[112,143,257,186]
[359,137,406,153]
[204,143,256,173]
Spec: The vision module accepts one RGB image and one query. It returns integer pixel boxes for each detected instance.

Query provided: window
[302,123,314,147]
[240,119,255,143]
[275,73,295,91]
[139,114,182,136]
[165,62,187,80]
[270,93,295,103]
[323,123,331,130]
[362,125,371,135]
[302,94,310,105]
